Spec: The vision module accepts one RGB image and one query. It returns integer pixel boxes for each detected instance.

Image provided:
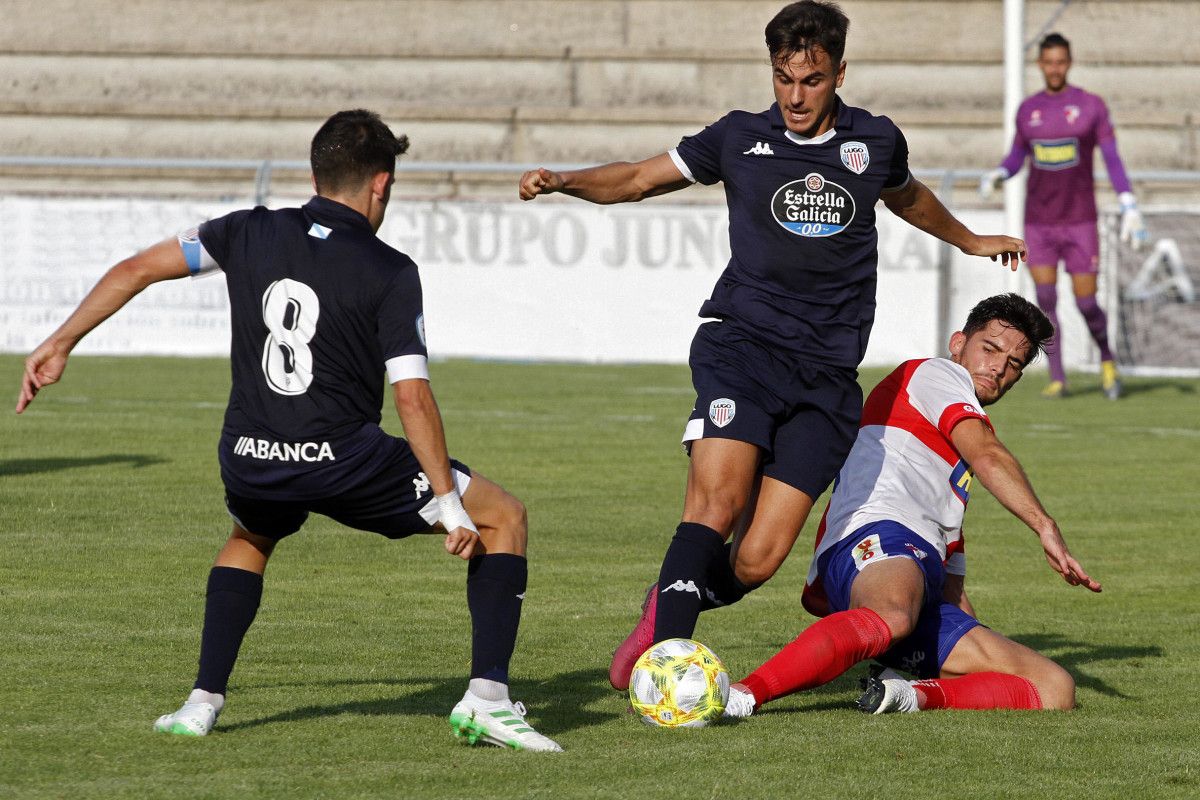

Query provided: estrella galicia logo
[771,172,856,237]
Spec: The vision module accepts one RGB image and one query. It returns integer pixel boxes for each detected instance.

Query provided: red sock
[914,673,1043,710]
[739,608,892,707]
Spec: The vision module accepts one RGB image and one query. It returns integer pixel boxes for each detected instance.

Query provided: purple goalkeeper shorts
[1024,221,1100,274]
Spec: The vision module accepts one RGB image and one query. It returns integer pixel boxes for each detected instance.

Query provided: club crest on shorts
[840,141,869,174]
[708,398,736,428]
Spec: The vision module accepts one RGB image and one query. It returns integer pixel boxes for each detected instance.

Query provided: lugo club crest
[771,172,856,237]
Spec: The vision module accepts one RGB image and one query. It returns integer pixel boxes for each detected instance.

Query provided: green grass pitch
[1,354,1197,798]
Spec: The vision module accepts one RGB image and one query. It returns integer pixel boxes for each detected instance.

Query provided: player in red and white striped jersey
[723,293,1102,718]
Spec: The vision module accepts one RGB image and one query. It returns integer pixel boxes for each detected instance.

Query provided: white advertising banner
[3,195,1075,369]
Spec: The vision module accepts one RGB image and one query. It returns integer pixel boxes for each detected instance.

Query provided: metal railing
[4,155,1198,205]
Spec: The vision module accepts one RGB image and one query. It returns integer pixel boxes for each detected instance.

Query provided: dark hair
[963,293,1055,365]
[310,109,409,195]
[1039,32,1071,56]
[765,1,849,66]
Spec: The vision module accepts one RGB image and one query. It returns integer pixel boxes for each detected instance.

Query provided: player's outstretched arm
[393,378,479,560]
[518,153,691,204]
[950,419,1102,592]
[882,178,1026,270]
[16,237,190,414]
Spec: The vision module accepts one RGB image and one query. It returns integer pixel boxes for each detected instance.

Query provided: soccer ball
[628,638,730,728]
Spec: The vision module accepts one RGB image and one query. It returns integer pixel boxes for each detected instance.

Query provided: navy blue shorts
[682,320,862,499]
[816,520,980,679]
[222,430,472,540]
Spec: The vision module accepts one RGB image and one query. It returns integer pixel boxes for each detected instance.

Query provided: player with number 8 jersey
[16,109,561,751]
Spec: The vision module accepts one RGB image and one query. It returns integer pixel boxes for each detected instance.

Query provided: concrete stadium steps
[5,1,1195,63]
[6,54,1197,121]
[1,0,1196,195]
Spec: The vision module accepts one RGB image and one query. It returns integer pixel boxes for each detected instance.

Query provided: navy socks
[653,522,726,642]
[467,553,527,684]
[194,566,263,695]
[701,542,760,610]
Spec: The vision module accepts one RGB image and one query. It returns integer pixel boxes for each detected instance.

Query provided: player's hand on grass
[965,235,1026,271]
[16,342,68,414]
[1038,527,1102,593]
[519,168,564,201]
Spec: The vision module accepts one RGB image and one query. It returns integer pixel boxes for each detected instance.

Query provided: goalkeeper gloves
[1118,192,1149,251]
[979,167,1009,199]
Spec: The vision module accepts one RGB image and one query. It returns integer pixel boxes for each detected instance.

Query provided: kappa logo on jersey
[661,579,702,599]
[771,172,857,237]
[708,398,736,428]
[232,436,334,462]
[413,471,431,500]
[949,461,973,505]
[839,141,869,174]
[1031,138,1080,170]
[852,534,883,569]
[743,141,775,156]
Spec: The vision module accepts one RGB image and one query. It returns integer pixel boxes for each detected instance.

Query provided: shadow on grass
[224,667,616,736]
[1010,632,1164,700]
[0,454,166,476]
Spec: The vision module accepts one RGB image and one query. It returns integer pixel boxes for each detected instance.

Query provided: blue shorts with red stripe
[815,520,980,679]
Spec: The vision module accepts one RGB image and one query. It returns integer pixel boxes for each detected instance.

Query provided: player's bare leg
[1031,265,1068,397]
[936,626,1073,708]
[609,438,759,690]
[449,472,560,751]
[461,472,527,556]
[1070,272,1121,399]
[155,525,274,736]
[859,625,1071,714]
[728,477,814,587]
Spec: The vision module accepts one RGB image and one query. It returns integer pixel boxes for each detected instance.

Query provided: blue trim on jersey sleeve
[180,234,202,275]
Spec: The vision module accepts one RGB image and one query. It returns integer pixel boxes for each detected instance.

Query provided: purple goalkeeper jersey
[1000,85,1132,225]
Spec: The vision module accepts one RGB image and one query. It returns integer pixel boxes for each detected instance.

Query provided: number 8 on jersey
[261,278,320,396]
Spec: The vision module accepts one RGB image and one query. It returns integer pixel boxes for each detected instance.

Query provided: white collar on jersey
[785,127,838,146]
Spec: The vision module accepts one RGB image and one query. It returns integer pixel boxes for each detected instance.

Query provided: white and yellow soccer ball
[629,638,730,728]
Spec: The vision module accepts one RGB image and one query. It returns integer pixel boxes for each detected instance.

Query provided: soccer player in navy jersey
[981,33,1147,400]
[17,110,561,751]
[518,0,1028,692]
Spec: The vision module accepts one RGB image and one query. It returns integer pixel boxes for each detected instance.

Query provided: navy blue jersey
[185,196,428,495]
[672,99,910,367]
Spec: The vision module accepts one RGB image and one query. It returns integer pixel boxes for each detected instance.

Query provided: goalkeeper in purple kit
[981,33,1146,400]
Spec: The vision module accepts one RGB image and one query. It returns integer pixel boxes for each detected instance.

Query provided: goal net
[1104,210,1200,377]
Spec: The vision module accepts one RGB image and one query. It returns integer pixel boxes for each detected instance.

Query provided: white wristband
[1118,191,1138,211]
[436,490,478,535]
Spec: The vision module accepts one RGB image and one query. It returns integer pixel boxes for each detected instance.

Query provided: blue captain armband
[178,227,220,276]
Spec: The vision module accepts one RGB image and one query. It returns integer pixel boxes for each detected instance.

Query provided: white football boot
[153,702,218,736]
[857,670,920,715]
[721,684,756,719]
[449,691,562,752]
